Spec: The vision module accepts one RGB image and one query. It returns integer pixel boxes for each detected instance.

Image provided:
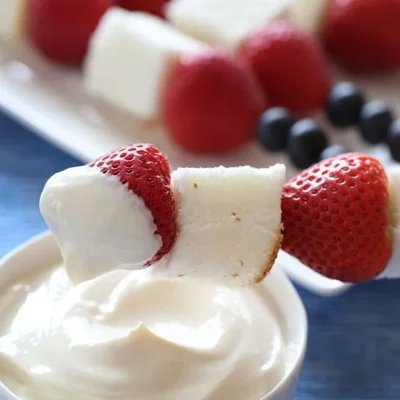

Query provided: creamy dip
[0,265,292,400]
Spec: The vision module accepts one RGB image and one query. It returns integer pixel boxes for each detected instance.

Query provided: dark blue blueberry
[288,119,329,169]
[319,145,351,161]
[388,119,400,162]
[325,82,365,128]
[358,101,394,144]
[257,107,295,151]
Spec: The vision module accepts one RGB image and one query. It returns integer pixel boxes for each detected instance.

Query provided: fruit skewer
[42,143,400,285]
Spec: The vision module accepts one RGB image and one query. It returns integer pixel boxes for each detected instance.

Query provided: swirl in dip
[0,264,295,400]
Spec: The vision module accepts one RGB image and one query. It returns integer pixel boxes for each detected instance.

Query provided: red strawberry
[242,21,332,113]
[161,50,266,153]
[89,143,177,264]
[26,0,113,65]
[282,153,393,283]
[117,0,170,17]
[323,0,400,73]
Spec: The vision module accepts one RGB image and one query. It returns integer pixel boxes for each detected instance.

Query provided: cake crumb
[231,212,241,221]
[232,272,239,278]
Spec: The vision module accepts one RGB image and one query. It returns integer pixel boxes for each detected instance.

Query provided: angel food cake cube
[158,164,286,285]
[166,0,293,51]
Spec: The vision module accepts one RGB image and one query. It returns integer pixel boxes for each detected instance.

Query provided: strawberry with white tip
[40,144,177,283]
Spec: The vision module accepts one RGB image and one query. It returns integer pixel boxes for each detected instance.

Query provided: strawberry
[161,50,266,153]
[117,0,170,17]
[26,0,113,65]
[323,0,400,73]
[89,143,177,264]
[281,153,393,283]
[242,21,332,114]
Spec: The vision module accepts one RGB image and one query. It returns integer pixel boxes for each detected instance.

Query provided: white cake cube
[0,0,25,38]
[84,8,208,120]
[288,0,332,34]
[166,0,292,51]
[157,165,286,285]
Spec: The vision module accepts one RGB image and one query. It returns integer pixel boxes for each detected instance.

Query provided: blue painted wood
[0,110,399,400]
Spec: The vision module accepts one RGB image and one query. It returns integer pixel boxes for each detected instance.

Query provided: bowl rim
[0,231,308,400]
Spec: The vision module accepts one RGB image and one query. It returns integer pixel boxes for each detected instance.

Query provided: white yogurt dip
[39,165,162,283]
[0,263,296,400]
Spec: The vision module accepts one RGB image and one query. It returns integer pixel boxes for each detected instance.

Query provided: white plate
[1,38,399,297]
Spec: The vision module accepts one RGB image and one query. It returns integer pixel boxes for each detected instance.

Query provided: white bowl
[0,231,308,400]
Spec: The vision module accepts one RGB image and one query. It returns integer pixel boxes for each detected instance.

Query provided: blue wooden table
[1,110,399,400]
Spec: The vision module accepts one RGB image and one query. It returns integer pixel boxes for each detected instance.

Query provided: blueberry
[319,145,350,161]
[388,119,400,162]
[257,107,295,151]
[325,82,365,128]
[359,101,394,144]
[288,119,329,169]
